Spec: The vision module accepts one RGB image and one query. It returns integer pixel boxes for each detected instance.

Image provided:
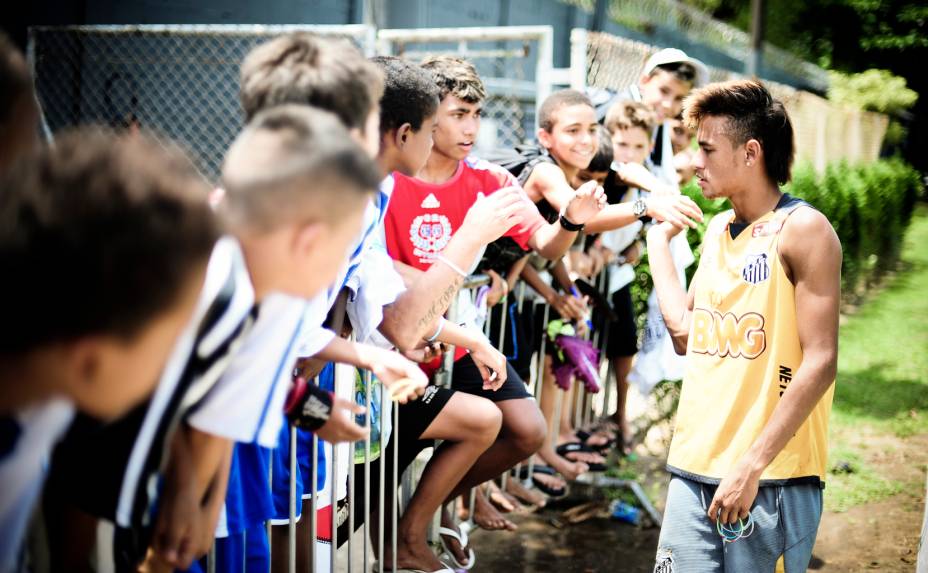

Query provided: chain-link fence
[29,25,552,183]
[29,25,376,183]
[564,0,828,92]
[577,30,888,170]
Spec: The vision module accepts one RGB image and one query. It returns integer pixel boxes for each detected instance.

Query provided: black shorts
[354,352,531,497]
[605,284,638,358]
[450,353,533,402]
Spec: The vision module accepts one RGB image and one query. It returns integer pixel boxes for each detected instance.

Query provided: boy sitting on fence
[378,55,606,571]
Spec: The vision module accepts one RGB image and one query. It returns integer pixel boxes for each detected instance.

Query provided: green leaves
[827,69,919,114]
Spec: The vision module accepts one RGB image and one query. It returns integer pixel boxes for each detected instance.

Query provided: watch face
[634,199,646,217]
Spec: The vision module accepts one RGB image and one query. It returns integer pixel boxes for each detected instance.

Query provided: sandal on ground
[438,525,475,570]
[375,562,455,573]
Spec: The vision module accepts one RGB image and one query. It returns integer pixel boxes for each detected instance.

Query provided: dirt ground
[470,433,928,572]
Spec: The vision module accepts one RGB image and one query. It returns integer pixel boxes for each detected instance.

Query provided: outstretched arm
[526,178,605,259]
[524,162,702,235]
[646,221,703,354]
[379,188,527,350]
[707,207,841,525]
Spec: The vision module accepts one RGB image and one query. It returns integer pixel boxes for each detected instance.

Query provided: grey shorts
[655,475,823,573]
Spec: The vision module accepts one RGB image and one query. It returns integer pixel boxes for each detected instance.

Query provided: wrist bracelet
[558,205,585,232]
[426,317,445,342]
[435,254,468,278]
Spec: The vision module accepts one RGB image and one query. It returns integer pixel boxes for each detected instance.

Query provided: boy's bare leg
[444,398,546,499]
[377,393,501,572]
[270,501,313,573]
[610,354,634,452]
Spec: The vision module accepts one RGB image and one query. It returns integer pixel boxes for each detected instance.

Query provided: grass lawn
[825,203,928,511]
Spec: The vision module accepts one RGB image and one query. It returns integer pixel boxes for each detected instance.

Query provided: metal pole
[289,426,298,573]
[207,545,216,573]
[525,302,550,488]
[391,400,399,573]
[347,418,356,573]
[590,0,609,32]
[309,422,318,573]
[747,0,766,77]
[497,298,509,493]
[377,375,385,573]
[267,435,274,555]
[363,370,372,573]
[330,388,339,573]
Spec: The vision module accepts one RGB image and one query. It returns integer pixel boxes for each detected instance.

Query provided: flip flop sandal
[516,464,567,497]
[375,563,455,573]
[438,526,476,570]
[575,429,616,452]
[556,443,608,472]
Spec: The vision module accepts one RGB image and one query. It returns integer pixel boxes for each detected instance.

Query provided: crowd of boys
[1,26,839,573]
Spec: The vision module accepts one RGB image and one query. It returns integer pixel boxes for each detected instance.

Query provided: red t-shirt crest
[384,157,545,270]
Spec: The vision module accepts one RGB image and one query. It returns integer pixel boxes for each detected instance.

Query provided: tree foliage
[828,69,918,114]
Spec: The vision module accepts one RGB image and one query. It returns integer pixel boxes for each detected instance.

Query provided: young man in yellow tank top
[646,80,841,572]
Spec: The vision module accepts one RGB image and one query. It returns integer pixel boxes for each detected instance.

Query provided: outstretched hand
[646,195,704,230]
[315,395,369,443]
[564,180,607,224]
[365,346,428,404]
[460,187,527,245]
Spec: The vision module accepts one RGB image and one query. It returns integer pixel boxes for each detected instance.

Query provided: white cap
[643,48,709,88]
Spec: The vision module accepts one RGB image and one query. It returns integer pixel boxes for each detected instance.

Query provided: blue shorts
[270,364,333,522]
[182,523,269,573]
[655,475,822,573]
[224,444,275,535]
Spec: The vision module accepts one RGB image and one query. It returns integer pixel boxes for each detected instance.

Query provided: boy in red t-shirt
[381,55,605,570]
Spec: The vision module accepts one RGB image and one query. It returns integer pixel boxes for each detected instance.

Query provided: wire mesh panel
[29,25,375,183]
[564,0,828,92]
[577,30,888,169]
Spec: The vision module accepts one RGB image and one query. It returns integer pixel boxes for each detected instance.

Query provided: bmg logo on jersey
[691,308,766,359]
[742,253,770,285]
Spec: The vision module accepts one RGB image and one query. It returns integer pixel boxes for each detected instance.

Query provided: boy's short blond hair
[420,56,486,104]
[221,105,380,231]
[239,33,384,128]
[604,100,657,135]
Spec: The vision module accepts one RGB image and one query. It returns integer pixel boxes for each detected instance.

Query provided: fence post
[569,28,588,91]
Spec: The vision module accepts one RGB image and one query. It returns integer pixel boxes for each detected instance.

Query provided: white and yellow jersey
[667,197,834,486]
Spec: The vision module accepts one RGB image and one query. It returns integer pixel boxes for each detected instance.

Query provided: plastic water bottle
[611,500,640,525]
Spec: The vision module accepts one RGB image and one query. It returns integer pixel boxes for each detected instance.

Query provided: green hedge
[630,158,924,319]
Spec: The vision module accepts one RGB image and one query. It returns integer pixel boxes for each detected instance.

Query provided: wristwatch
[632,198,648,219]
[558,205,584,232]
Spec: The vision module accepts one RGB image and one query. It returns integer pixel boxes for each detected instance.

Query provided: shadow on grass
[834,361,928,423]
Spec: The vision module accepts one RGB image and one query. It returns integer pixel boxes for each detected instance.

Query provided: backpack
[480,143,552,186]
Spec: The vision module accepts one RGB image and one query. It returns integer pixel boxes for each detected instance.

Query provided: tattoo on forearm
[417,277,463,331]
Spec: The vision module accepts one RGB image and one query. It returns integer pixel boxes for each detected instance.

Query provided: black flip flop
[574,430,615,453]
[556,443,607,472]
[515,464,566,497]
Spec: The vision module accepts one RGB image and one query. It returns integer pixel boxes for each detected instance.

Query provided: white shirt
[187,293,334,447]
[0,399,75,572]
